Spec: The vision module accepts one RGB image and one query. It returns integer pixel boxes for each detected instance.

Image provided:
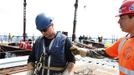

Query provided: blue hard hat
[35,13,52,31]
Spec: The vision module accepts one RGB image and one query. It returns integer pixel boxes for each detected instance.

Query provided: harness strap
[43,66,64,71]
[45,38,55,75]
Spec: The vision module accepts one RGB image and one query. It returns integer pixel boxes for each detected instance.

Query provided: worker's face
[41,25,55,39]
[118,15,134,33]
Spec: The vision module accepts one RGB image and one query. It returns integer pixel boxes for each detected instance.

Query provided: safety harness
[33,38,63,75]
[33,33,66,75]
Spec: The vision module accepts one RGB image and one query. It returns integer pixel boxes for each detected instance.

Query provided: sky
[0,0,126,38]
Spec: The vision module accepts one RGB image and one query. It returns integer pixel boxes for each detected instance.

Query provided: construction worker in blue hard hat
[26,13,75,75]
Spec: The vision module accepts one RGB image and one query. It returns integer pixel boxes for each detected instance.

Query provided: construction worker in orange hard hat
[71,0,134,75]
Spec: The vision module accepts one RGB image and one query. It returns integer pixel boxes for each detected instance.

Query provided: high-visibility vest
[105,35,134,75]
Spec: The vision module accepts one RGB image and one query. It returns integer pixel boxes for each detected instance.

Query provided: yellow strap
[43,66,64,71]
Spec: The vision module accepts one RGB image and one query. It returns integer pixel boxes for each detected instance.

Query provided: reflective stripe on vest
[118,37,127,53]
[119,66,134,75]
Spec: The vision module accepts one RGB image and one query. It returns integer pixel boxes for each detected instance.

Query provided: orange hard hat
[117,0,134,16]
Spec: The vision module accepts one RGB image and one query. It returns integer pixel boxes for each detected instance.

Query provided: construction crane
[23,0,27,41]
[72,0,78,42]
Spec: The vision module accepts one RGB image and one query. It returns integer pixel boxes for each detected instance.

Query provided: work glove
[86,49,109,58]
[26,70,33,75]
[62,70,74,75]
[70,45,88,56]
[26,62,34,75]
[76,47,88,56]
[70,45,79,55]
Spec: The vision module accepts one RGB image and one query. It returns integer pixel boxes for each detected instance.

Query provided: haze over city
[0,0,126,38]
